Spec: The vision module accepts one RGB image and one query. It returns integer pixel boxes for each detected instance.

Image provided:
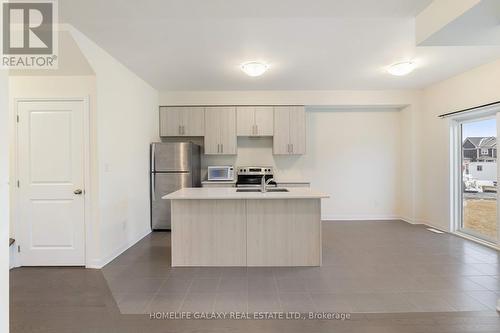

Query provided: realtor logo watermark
[1,0,58,68]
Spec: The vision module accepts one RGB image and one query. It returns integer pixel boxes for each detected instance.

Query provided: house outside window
[481,148,489,155]
[477,165,483,171]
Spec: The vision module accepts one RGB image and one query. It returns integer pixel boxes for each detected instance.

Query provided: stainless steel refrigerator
[150,142,201,230]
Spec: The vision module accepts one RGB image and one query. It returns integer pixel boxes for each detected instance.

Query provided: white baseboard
[399,216,417,224]
[86,229,152,269]
[321,216,439,227]
[322,215,404,221]
[410,219,451,232]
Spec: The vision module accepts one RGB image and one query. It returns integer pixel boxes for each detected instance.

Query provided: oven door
[236,175,276,187]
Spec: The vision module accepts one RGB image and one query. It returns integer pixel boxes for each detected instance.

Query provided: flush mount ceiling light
[240,61,269,77]
[387,61,416,76]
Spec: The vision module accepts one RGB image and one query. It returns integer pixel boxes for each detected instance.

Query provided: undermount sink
[266,188,289,192]
[236,188,261,192]
[236,188,289,193]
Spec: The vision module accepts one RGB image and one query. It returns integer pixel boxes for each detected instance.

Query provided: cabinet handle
[255,124,258,135]
[287,144,290,153]
[217,144,220,153]
[221,144,223,154]
[178,125,182,135]
[291,144,294,154]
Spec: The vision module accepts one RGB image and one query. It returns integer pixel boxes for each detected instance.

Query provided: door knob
[74,189,83,195]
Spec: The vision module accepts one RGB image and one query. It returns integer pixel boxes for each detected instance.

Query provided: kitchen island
[163,187,329,267]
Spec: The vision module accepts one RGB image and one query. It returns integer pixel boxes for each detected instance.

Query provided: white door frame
[13,97,91,267]
[449,105,500,249]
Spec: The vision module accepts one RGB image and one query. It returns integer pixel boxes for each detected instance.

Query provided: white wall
[161,90,417,107]
[68,26,159,267]
[9,25,159,268]
[304,109,402,220]
[0,69,9,333]
[8,76,99,265]
[168,109,404,220]
[161,91,418,221]
[398,104,420,223]
[418,58,500,230]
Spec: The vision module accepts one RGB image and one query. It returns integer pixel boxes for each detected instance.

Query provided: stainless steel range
[236,166,277,188]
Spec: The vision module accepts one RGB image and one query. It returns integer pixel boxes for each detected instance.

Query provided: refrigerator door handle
[151,144,156,172]
[151,173,156,201]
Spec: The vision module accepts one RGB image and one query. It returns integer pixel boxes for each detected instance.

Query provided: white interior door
[17,100,86,266]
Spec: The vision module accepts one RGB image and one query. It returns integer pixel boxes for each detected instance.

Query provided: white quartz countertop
[163,187,329,200]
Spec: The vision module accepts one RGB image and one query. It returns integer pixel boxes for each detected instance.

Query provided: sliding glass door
[460,117,497,242]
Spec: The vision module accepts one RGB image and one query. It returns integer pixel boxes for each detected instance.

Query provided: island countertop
[163,187,329,200]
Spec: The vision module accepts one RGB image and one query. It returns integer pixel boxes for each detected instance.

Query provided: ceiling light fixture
[240,61,269,77]
[387,61,416,76]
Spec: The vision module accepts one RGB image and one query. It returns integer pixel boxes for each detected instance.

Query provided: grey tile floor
[101,221,500,314]
[10,220,500,333]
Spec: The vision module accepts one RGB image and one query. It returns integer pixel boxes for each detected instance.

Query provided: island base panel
[171,198,321,267]
[171,200,247,266]
[246,199,321,266]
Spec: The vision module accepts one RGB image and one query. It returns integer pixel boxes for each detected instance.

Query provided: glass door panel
[461,118,497,242]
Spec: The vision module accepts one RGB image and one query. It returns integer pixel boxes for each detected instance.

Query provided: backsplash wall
[161,136,307,181]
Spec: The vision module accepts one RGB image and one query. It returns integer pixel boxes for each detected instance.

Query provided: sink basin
[266,188,289,192]
[236,188,289,193]
[236,188,261,192]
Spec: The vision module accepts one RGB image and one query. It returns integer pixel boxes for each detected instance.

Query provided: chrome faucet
[261,176,275,193]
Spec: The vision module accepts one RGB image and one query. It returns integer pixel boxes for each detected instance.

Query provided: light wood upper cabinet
[273,107,290,155]
[236,107,254,136]
[160,107,181,136]
[159,106,204,137]
[237,106,273,136]
[273,106,306,155]
[183,107,205,136]
[204,107,237,155]
[289,106,306,154]
[159,105,305,155]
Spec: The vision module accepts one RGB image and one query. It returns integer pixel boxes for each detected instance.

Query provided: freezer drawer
[151,172,192,230]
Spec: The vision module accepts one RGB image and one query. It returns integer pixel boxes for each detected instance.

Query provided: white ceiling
[60,0,500,91]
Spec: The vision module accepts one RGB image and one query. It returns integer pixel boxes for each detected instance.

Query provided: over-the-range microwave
[207,166,235,181]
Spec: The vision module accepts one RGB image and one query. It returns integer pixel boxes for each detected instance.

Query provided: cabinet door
[254,106,274,136]
[273,106,291,154]
[289,106,306,154]
[219,107,237,154]
[159,107,182,136]
[236,107,255,136]
[204,107,221,154]
[182,107,205,136]
[171,200,247,266]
